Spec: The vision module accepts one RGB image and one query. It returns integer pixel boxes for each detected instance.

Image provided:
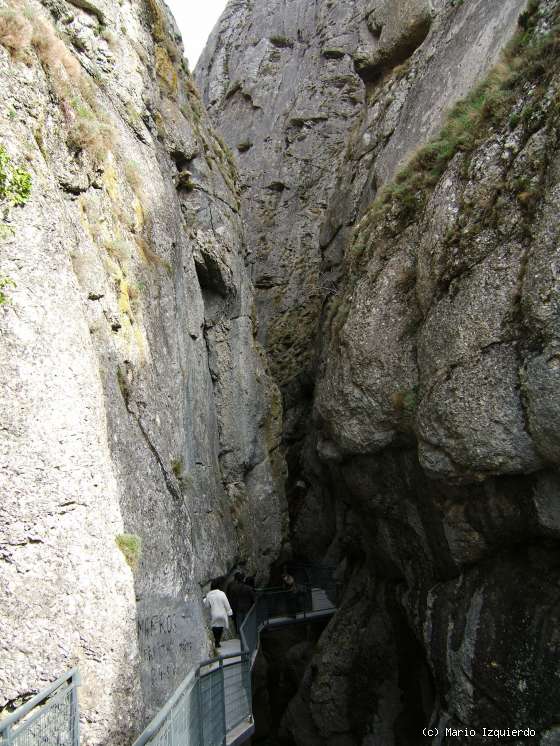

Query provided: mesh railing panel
[239,604,257,654]
[0,672,79,746]
[185,679,202,746]
[258,588,314,621]
[241,572,336,658]
[199,668,225,746]
[141,674,200,746]
[134,655,252,746]
[222,657,251,732]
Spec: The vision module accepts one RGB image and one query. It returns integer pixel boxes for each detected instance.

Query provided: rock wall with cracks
[198,0,560,743]
[0,0,286,743]
[196,0,524,411]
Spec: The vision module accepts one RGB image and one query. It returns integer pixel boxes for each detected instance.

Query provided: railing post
[244,653,252,724]
[72,669,81,746]
[195,669,203,746]
[219,658,227,746]
[3,723,13,746]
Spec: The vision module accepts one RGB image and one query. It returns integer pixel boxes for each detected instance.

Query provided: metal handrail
[132,669,197,746]
[0,668,80,745]
[239,580,337,658]
[198,651,247,668]
[2,567,337,746]
[132,650,253,746]
[0,668,79,734]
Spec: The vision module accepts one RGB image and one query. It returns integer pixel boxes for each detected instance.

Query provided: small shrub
[155,45,178,97]
[116,367,130,405]
[392,60,411,80]
[128,283,141,301]
[0,276,16,305]
[67,115,115,162]
[31,15,81,84]
[509,111,521,129]
[392,386,418,413]
[171,457,193,491]
[7,167,32,206]
[0,145,32,211]
[516,186,542,209]
[135,236,167,266]
[0,10,32,58]
[395,266,417,291]
[171,457,183,479]
[0,224,14,240]
[127,282,143,313]
[124,160,143,193]
[153,110,166,140]
[176,170,195,191]
[125,102,142,126]
[101,28,118,50]
[105,239,130,263]
[115,533,142,569]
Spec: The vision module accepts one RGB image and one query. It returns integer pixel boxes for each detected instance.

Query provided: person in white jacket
[203,579,233,649]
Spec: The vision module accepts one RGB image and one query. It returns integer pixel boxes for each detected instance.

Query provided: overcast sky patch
[165,0,228,69]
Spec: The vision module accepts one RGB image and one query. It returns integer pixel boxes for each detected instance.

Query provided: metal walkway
[134,568,337,746]
[0,564,337,746]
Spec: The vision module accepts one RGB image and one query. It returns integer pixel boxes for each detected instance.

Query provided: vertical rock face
[0,0,285,742]
[198,0,560,743]
[196,0,527,548]
[196,0,524,403]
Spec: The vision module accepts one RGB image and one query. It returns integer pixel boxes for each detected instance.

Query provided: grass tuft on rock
[171,457,183,479]
[0,276,16,305]
[0,10,117,164]
[67,113,115,164]
[116,533,142,570]
[0,9,32,57]
[0,146,32,208]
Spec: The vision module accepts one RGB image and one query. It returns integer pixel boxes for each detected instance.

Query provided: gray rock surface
[0,0,285,742]
[310,1,560,741]
[2,0,560,742]
[196,0,525,403]
[198,0,560,743]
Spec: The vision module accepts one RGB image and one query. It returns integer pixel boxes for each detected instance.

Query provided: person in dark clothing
[227,572,256,634]
[281,566,298,617]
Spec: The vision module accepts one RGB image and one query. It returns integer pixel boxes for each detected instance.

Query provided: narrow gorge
[1,0,560,744]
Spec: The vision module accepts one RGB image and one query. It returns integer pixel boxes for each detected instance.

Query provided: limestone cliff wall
[196,0,527,546]
[307,1,560,739]
[0,1,285,742]
[198,0,560,744]
[196,0,524,406]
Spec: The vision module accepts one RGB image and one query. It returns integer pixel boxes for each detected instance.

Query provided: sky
[165,1,228,69]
